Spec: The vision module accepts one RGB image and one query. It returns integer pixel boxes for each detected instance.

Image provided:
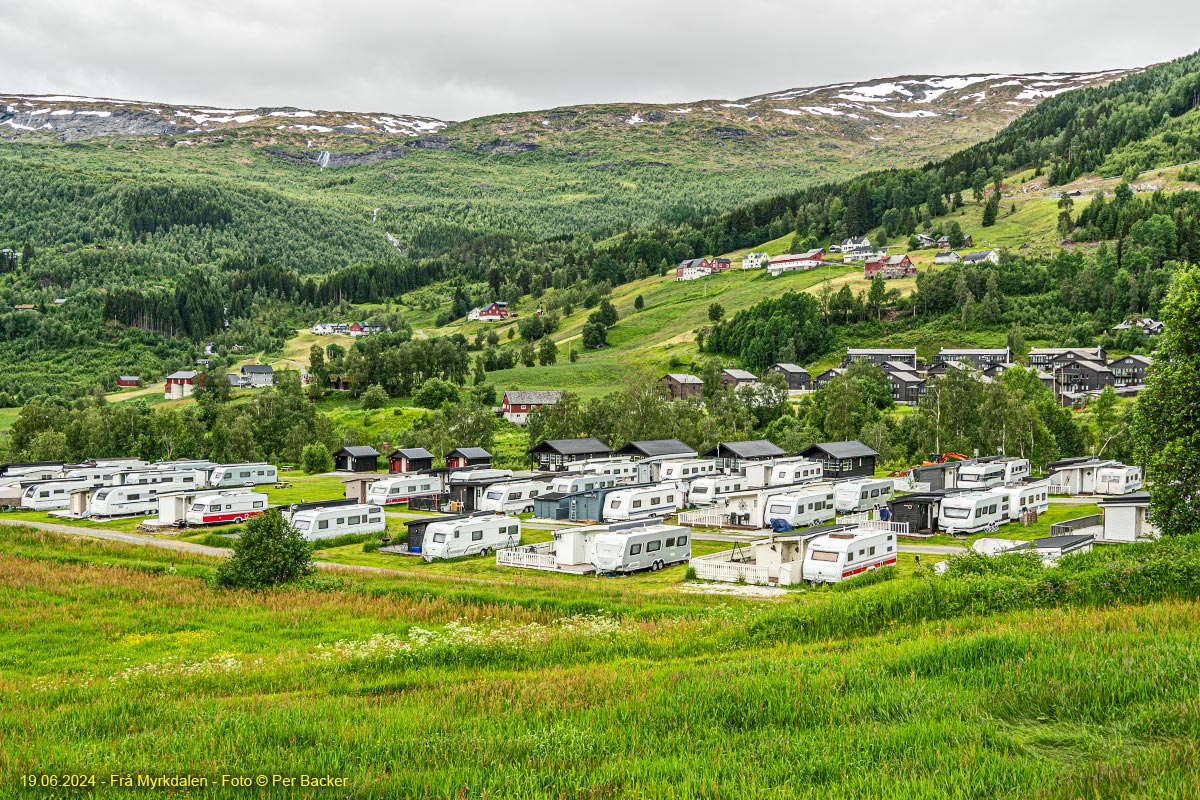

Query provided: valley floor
[3,524,1199,799]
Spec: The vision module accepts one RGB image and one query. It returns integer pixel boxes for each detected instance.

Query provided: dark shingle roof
[528,438,613,456]
[769,363,808,375]
[701,440,787,459]
[615,439,698,458]
[663,373,703,384]
[801,440,880,459]
[337,446,380,458]
[241,364,274,374]
[448,447,492,460]
[389,448,434,460]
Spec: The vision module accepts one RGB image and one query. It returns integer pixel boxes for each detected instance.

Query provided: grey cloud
[0,0,1197,120]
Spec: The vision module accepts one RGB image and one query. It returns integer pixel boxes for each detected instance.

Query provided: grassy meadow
[3,524,1200,798]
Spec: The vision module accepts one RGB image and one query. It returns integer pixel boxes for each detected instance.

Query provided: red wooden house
[863,254,916,279]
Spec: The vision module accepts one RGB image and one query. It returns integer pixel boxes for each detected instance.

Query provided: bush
[211,510,315,590]
[414,377,460,408]
[360,383,389,410]
[301,443,334,475]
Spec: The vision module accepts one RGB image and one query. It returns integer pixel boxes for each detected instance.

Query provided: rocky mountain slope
[1,70,1136,156]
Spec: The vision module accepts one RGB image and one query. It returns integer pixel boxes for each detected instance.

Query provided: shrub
[211,510,315,590]
[360,383,389,410]
[301,443,333,475]
[414,377,460,408]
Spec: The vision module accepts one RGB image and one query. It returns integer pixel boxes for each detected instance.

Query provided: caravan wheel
[480,547,490,557]
[233,517,244,524]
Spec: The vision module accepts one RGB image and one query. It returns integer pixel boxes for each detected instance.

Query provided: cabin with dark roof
[615,439,698,460]
[528,438,613,471]
[660,373,703,401]
[798,441,879,479]
[701,440,786,469]
[445,447,493,469]
[388,447,435,474]
[501,390,563,425]
[766,363,811,391]
[334,445,380,473]
[721,369,759,391]
[1109,354,1152,387]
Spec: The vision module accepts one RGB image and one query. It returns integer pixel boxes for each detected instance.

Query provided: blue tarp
[770,518,794,533]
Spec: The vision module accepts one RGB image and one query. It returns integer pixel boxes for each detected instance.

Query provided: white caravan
[957,458,1031,489]
[89,481,198,518]
[19,480,90,511]
[113,468,205,489]
[938,489,1011,534]
[447,468,513,483]
[478,480,548,514]
[1005,480,1051,521]
[603,485,682,521]
[762,488,838,529]
[208,463,278,488]
[1095,465,1143,496]
[687,475,749,507]
[565,458,640,483]
[420,514,521,561]
[366,475,443,506]
[590,523,691,574]
[767,460,824,486]
[63,464,132,487]
[657,459,720,488]
[801,528,898,584]
[184,491,270,525]
[549,474,617,495]
[0,463,63,481]
[289,503,385,541]
[833,478,895,513]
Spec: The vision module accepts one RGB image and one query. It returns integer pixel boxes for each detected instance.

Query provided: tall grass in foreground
[5,528,1200,797]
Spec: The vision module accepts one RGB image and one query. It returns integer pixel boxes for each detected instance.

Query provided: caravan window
[678,535,688,546]
[646,540,661,553]
[432,533,447,543]
[368,516,381,524]
[506,492,519,501]
[294,521,310,531]
[769,504,790,514]
[811,550,838,562]
[666,494,674,503]
[632,500,643,509]
[471,530,483,541]
[336,518,345,525]
[507,525,519,535]
[629,543,642,555]
[486,491,503,500]
[348,516,361,525]
[318,520,329,530]
[253,501,264,509]
[190,503,206,512]
[861,491,868,500]
[665,537,676,547]
[609,499,621,509]
[870,489,879,498]
[944,506,970,520]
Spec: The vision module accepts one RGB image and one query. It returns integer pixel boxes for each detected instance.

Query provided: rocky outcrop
[263,143,411,168]
[474,139,539,154]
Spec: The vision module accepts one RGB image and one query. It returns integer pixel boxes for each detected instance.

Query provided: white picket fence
[678,502,731,529]
[496,543,558,571]
[690,551,771,585]
[833,514,910,537]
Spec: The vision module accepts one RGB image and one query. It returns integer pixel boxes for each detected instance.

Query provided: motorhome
[113,468,205,489]
[590,522,691,574]
[687,475,749,507]
[549,474,617,495]
[366,475,443,506]
[957,458,1031,489]
[603,485,682,522]
[801,528,898,584]
[938,489,1012,534]
[1005,479,1051,521]
[62,464,131,488]
[289,502,385,541]
[833,478,894,514]
[184,491,270,525]
[19,479,90,511]
[767,460,824,487]
[208,463,278,487]
[761,487,837,529]
[90,482,196,518]
[1096,465,1144,496]
[420,514,521,561]
[565,458,640,483]
[478,480,550,514]
[657,459,720,489]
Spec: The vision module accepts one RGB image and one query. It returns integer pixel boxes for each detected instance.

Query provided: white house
[675,258,712,282]
[934,250,961,265]
[766,249,824,276]
[961,250,1000,265]
[742,251,769,270]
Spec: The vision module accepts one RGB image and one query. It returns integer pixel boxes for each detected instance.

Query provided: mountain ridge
[0,69,1139,146]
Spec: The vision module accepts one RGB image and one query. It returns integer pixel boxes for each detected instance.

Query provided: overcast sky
[1,1,1197,121]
